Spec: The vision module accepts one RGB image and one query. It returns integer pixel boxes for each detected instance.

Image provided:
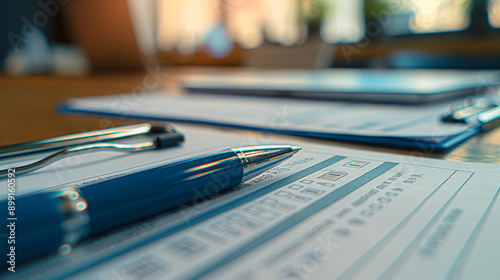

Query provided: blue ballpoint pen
[0,145,300,267]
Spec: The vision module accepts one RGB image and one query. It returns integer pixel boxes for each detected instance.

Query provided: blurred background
[1,0,500,75]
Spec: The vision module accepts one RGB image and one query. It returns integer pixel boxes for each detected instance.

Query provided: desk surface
[1,70,499,164]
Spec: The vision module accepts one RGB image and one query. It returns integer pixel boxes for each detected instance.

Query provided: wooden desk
[1,72,499,163]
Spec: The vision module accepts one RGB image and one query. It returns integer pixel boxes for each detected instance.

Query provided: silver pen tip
[291,146,302,154]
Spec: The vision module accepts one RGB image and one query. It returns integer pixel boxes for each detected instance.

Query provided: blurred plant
[367,0,476,34]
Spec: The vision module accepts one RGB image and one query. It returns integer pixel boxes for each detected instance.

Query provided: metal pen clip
[441,95,500,131]
[0,123,184,178]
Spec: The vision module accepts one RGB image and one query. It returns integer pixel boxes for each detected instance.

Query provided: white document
[1,125,499,280]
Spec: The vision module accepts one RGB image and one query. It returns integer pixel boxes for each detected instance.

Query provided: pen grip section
[79,150,244,235]
[0,192,66,266]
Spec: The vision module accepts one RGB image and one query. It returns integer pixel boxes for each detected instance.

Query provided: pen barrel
[0,145,296,266]
[0,192,66,266]
[80,150,244,236]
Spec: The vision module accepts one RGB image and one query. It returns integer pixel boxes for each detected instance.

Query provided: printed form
[1,126,499,280]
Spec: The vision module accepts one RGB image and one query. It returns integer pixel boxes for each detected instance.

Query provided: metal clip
[441,95,500,131]
[0,123,184,178]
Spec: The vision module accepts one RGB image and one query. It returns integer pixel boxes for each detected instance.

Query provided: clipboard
[3,125,500,279]
[58,91,500,152]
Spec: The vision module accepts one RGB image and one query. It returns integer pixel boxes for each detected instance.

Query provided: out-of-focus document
[60,92,479,152]
[1,125,499,280]
[179,69,500,104]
